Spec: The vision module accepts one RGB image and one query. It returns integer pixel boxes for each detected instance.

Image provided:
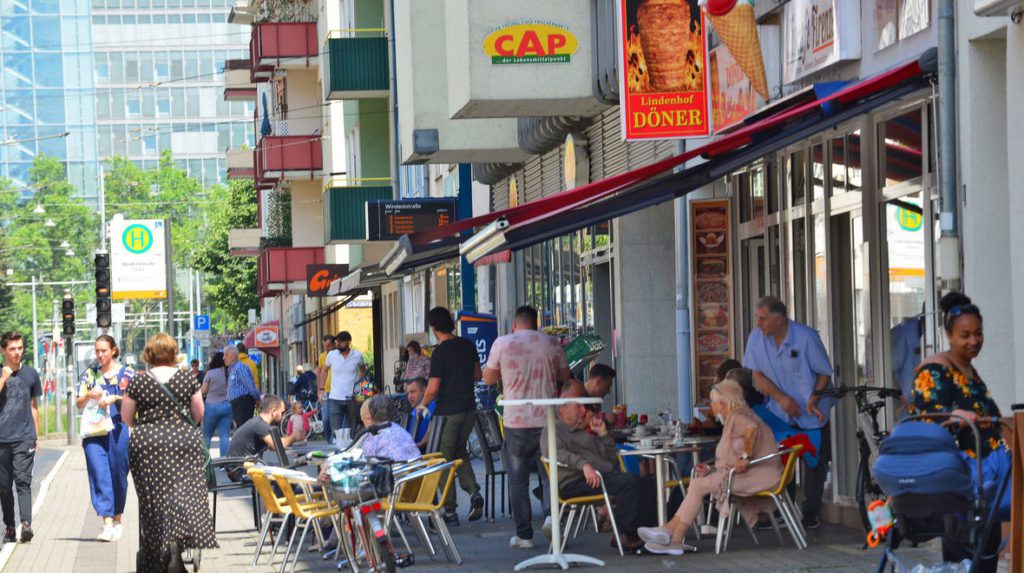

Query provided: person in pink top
[483,306,574,549]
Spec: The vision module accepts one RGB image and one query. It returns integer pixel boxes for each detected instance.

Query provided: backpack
[352,377,377,403]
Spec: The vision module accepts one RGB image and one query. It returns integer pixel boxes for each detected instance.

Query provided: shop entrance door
[740,237,766,339]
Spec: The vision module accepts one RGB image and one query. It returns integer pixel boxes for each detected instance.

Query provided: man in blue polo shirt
[403,377,434,448]
[743,296,834,530]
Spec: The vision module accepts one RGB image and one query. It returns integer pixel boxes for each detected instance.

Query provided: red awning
[407,50,935,256]
[243,320,281,358]
[472,249,512,267]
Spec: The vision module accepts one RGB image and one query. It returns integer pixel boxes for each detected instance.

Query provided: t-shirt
[203,367,229,404]
[327,349,363,401]
[0,366,42,443]
[318,351,333,393]
[428,336,479,416]
[486,330,568,429]
[78,364,134,420]
[226,416,272,460]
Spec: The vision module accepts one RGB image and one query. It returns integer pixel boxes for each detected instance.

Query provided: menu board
[365,198,457,241]
[691,199,734,401]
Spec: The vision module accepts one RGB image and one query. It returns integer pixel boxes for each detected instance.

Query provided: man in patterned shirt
[483,306,574,549]
[225,345,261,429]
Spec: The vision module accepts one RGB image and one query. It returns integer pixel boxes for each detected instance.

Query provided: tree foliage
[191,178,258,333]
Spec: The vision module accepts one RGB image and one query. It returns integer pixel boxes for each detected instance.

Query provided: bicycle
[467,382,500,460]
[814,384,903,534]
[281,393,325,442]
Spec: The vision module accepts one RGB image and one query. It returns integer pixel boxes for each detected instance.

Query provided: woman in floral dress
[120,334,217,572]
[910,292,1004,572]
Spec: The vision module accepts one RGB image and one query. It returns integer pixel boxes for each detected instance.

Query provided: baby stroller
[872,413,1010,573]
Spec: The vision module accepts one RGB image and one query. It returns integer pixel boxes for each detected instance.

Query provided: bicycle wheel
[855,447,885,533]
[371,534,397,573]
[279,412,292,438]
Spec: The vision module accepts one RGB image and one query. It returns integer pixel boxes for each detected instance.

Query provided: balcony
[325,35,389,100]
[250,22,318,78]
[228,228,261,256]
[226,148,254,179]
[323,184,393,244]
[224,59,257,100]
[255,135,323,188]
[257,245,324,297]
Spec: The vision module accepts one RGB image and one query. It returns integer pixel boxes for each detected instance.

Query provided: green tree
[191,179,258,332]
[0,156,98,361]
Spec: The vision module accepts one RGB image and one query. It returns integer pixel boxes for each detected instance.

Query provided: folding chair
[715,445,807,554]
[247,464,329,566]
[541,458,624,556]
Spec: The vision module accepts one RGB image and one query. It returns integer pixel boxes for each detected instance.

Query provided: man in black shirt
[418,307,484,525]
[225,394,304,481]
[0,331,41,544]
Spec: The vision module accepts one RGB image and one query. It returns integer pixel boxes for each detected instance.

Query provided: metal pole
[279,294,286,397]
[938,0,958,238]
[30,276,38,368]
[164,219,174,337]
[188,268,195,360]
[673,140,694,423]
[195,270,203,365]
[99,165,107,253]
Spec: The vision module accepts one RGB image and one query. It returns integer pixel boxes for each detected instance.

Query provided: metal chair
[207,455,261,532]
[246,463,329,566]
[474,410,507,521]
[541,458,624,556]
[715,445,807,554]
[382,459,464,564]
[272,468,340,573]
[423,415,448,454]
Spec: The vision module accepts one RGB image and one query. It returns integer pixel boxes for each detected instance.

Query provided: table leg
[513,405,605,570]
[655,454,666,525]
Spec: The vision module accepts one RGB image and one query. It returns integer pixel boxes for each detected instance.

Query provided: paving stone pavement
[0,444,972,572]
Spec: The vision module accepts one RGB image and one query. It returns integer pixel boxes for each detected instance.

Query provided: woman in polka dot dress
[120,334,217,571]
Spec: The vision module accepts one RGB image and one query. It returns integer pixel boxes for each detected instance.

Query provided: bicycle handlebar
[814,385,902,399]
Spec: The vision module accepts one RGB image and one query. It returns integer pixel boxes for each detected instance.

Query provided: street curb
[0,449,70,572]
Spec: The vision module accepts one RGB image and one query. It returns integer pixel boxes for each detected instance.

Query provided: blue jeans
[321,399,332,440]
[203,400,233,457]
[83,421,130,517]
[502,427,549,540]
[329,399,352,436]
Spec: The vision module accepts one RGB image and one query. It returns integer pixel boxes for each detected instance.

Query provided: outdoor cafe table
[502,396,604,571]
[619,434,721,524]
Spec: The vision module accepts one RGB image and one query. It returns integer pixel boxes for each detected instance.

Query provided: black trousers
[231,395,256,429]
[801,422,831,518]
[0,440,35,527]
[560,472,657,535]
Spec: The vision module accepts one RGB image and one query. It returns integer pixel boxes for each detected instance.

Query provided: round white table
[503,397,604,571]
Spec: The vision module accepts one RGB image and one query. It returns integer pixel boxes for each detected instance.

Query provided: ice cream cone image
[703,0,769,101]
[636,0,693,92]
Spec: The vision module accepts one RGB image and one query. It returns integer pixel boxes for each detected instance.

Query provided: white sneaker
[97,524,114,542]
[111,523,123,542]
[509,536,535,549]
[542,516,552,539]
[637,526,671,545]
[644,541,684,556]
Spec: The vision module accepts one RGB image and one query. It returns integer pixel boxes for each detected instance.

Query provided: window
[126,97,141,117]
[880,110,923,187]
[790,150,806,206]
[157,96,170,116]
[155,62,169,81]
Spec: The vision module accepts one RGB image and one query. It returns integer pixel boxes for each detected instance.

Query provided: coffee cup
[634,425,648,437]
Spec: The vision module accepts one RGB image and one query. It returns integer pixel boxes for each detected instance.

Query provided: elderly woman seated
[638,378,783,555]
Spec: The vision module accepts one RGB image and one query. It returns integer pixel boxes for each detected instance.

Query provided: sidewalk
[3,445,949,572]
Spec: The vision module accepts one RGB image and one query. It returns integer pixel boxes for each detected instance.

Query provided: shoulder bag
[153,371,218,489]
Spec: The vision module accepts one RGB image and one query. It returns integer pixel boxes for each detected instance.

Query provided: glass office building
[90,0,254,188]
[1,0,99,198]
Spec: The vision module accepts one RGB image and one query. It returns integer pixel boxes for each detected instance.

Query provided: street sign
[248,352,262,366]
[193,314,211,331]
[109,218,168,299]
[191,329,211,340]
[365,198,457,241]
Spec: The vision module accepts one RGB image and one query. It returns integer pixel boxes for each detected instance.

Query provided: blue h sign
[193,314,210,331]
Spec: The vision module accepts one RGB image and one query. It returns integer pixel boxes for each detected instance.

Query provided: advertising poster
[691,200,733,401]
[619,0,711,140]
[783,0,841,83]
[458,311,499,366]
[110,218,168,300]
[709,44,762,132]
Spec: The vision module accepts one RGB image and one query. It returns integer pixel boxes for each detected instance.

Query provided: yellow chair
[273,469,341,573]
[715,445,807,554]
[542,458,624,556]
[247,465,329,566]
[382,459,463,564]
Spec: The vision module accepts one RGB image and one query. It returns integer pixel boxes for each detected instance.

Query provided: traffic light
[95,253,111,328]
[61,293,75,337]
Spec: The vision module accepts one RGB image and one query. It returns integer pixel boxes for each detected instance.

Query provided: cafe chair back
[382,459,463,564]
[272,469,340,573]
[474,410,507,521]
[247,464,329,567]
[541,457,624,556]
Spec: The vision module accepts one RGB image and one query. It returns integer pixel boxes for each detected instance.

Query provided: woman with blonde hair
[120,333,217,571]
[639,377,783,555]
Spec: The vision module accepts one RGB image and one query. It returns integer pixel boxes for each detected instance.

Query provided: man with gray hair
[742,295,833,529]
[225,344,261,429]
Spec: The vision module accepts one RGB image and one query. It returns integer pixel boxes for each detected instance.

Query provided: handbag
[154,373,218,490]
[79,369,115,438]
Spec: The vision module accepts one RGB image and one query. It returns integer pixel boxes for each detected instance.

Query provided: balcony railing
[255,135,323,188]
[323,183,393,243]
[257,245,324,297]
[250,22,318,75]
[224,59,257,100]
[325,31,389,100]
[226,148,255,179]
